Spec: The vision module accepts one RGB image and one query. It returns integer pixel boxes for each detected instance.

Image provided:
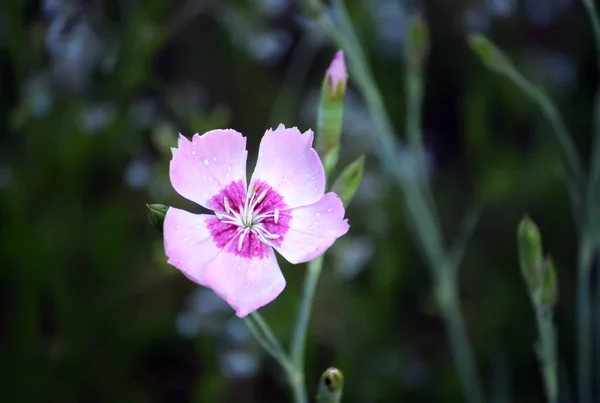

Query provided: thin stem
[532,294,558,403]
[244,314,291,371]
[582,0,600,151]
[580,2,600,399]
[318,6,484,401]
[438,274,486,403]
[578,239,593,403]
[405,59,436,215]
[503,68,584,187]
[291,255,324,370]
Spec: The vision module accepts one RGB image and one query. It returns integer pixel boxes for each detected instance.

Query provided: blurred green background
[1,0,596,402]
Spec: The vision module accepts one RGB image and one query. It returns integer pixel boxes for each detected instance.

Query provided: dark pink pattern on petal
[224,232,271,259]
[206,216,240,249]
[206,180,247,213]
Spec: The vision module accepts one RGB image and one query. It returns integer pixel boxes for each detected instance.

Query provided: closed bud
[518,215,544,288]
[541,256,559,307]
[316,367,344,403]
[325,50,348,99]
[147,203,169,233]
[316,50,348,175]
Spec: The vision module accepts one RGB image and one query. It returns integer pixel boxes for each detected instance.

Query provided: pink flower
[164,125,350,318]
[326,50,348,96]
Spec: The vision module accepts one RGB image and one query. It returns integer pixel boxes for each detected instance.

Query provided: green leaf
[331,156,365,207]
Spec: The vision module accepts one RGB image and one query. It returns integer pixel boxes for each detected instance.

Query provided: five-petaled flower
[164,125,350,317]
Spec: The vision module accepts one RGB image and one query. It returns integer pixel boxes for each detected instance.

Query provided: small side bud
[316,367,344,403]
[518,215,544,288]
[541,256,559,307]
[468,34,514,75]
[147,203,169,233]
[316,50,348,175]
[332,156,365,207]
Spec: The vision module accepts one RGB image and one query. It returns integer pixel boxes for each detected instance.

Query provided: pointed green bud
[518,215,544,288]
[316,367,344,403]
[317,50,347,176]
[147,203,169,234]
[468,34,514,75]
[332,156,365,207]
[541,256,558,307]
[407,16,430,70]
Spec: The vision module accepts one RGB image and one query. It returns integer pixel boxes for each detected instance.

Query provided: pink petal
[202,245,286,318]
[163,207,222,285]
[250,124,325,209]
[169,129,248,209]
[275,193,349,264]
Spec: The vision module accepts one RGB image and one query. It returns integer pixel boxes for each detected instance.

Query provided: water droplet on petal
[204,159,209,165]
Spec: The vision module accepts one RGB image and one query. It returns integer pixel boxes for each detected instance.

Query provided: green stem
[531,292,558,403]
[503,68,584,187]
[318,6,484,401]
[578,240,593,403]
[244,313,291,371]
[291,255,324,371]
[438,274,486,403]
[244,313,307,403]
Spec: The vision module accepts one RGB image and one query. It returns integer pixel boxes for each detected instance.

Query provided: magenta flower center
[206,180,290,259]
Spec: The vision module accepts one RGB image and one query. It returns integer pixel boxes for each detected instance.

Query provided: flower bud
[316,367,344,403]
[316,50,348,176]
[325,50,348,99]
[517,215,544,288]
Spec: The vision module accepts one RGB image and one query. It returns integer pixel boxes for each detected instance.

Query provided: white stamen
[215,211,223,219]
[274,209,279,224]
[224,197,231,214]
[237,227,250,251]
[254,188,269,205]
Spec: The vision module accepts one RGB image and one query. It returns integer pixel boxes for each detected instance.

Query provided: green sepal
[332,156,365,207]
[147,203,169,234]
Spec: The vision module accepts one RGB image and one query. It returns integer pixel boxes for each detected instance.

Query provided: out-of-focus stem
[577,240,593,403]
[533,294,558,403]
[317,4,485,402]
